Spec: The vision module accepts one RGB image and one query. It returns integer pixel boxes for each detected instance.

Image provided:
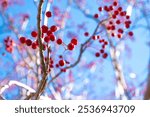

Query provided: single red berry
[107,26,111,30]
[32,42,37,49]
[44,36,50,43]
[67,43,74,50]
[102,44,105,49]
[114,10,119,15]
[56,64,59,68]
[71,38,78,45]
[111,25,115,30]
[117,34,121,38]
[100,49,104,53]
[50,25,57,32]
[109,21,113,25]
[56,38,63,45]
[59,60,65,66]
[118,7,122,12]
[41,25,48,33]
[111,33,115,37]
[113,1,118,6]
[84,32,89,37]
[126,15,130,19]
[97,35,100,39]
[61,68,66,72]
[125,24,130,29]
[98,7,102,12]
[109,6,113,11]
[49,34,56,41]
[19,37,26,44]
[94,14,99,19]
[102,53,108,59]
[112,15,116,19]
[95,52,100,57]
[92,35,97,40]
[47,30,52,36]
[26,39,32,46]
[46,11,52,18]
[104,41,108,45]
[59,55,63,58]
[116,20,121,24]
[31,31,37,37]
[118,28,124,34]
[128,31,133,36]
[104,6,109,12]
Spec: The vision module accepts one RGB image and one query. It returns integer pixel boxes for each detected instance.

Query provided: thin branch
[37,0,46,74]
[48,18,108,84]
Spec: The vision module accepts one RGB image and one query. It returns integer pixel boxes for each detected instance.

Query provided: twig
[48,18,108,84]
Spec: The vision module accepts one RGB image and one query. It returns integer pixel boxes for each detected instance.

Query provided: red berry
[117,34,121,38]
[128,31,133,36]
[104,6,109,12]
[125,24,130,29]
[84,32,89,37]
[113,1,118,6]
[19,37,26,44]
[100,49,104,53]
[95,52,100,57]
[49,34,56,41]
[41,25,48,33]
[118,7,122,12]
[104,41,108,45]
[126,15,130,19]
[111,33,115,37]
[114,10,119,15]
[98,7,102,12]
[92,35,96,40]
[59,60,65,66]
[116,20,121,24]
[31,31,37,37]
[26,39,32,46]
[46,11,52,18]
[47,30,52,36]
[56,38,63,45]
[67,43,74,50]
[94,14,99,19]
[71,38,78,45]
[109,6,113,11]
[56,64,59,68]
[118,28,124,34]
[50,25,57,32]
[102,53,108,59]
[112,15,116,19]
[32,42,37,49]
[44,36,50,43]
[111,25,115,30]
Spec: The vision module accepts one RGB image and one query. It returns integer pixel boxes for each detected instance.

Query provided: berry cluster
[84,33,109,58]
[19,11,79,73]
[84,1,134,59]
[96,1,134,39]
[4,36,14,53]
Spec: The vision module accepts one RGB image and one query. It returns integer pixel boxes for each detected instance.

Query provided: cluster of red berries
[4,36,14,53]
[19,11,79,73]
[94,1,134,39]
[84,32,109,58]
